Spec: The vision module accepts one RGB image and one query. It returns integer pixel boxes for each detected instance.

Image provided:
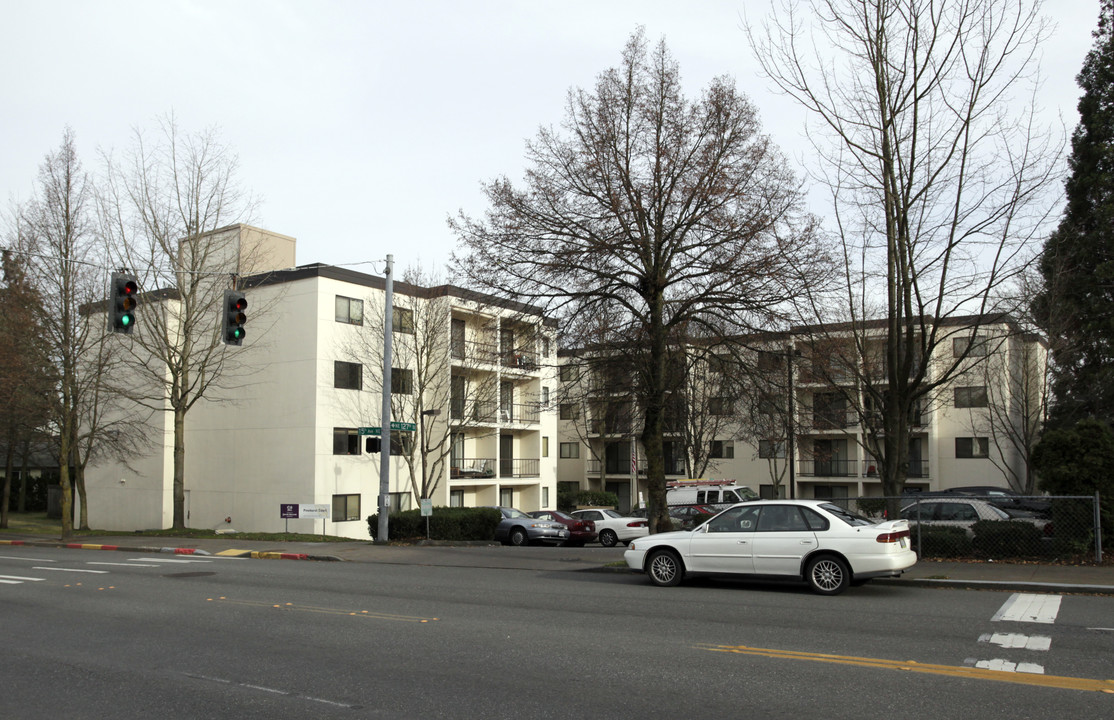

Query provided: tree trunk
[173,408,187,529]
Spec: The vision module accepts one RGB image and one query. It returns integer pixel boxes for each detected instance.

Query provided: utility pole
[377,255,394,543]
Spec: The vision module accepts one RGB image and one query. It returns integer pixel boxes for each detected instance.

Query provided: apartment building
[557,317,1046,511]
[80,226,558,539]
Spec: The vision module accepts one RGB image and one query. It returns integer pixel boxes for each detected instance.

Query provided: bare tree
[98,116,259,529]
[452,30,826,532]
[10,129,149,535]
[750,0,1063,508]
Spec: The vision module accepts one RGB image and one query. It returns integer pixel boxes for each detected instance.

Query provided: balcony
[808,409,856,431]
[798,459,855,477]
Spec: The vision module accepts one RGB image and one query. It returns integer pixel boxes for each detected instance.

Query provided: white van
[666,480,758,507]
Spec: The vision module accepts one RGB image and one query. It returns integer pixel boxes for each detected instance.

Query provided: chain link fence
[834,494,1103,563]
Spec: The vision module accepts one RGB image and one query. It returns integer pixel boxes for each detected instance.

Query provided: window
[334,361,362,390]
[954,386,989,408]
[559,403,578,420]
[542,437,549,457]
[541,337,551,357]
[391,368,413,395]
[956,437,990,458]
[709,397,734,415]
[541,387,550,405]
[450,490,464,508]
[332,494,361,521]
[389,492,411,513]
[499,487,513,507]
[335,295,363,325]
[952,334,988,357]
[393,308,415,334]
[757,505,810,532]
[390,430,413,456]
[560,442,580,459]
[542,487,550,507]
[709,440,735,459]
[559,365,579,382]
[757,350,784,372]
[333,428,360,455]
[758,440,785,458]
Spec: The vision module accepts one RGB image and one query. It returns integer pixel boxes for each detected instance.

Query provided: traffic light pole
[377,255,394,543]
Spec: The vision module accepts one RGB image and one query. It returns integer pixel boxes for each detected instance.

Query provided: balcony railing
[798,459,855,477]
[450,458,496,479]
[451,339,499,365]
[500,458,540,477]
[809,410,856,430]
[499,403,540,424]
[501,350,538,371]
[586,457,686,476]
[450,399,498,423]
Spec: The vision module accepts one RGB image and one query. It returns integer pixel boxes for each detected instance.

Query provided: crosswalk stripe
[991,593,1062,624]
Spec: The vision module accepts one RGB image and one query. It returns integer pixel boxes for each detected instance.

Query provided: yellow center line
[208,597,438,623]
[694,643,1114,693]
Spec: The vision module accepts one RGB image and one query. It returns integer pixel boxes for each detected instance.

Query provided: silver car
[490,507,569,546]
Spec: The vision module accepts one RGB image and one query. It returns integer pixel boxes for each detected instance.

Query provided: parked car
[569,508,649,547]
[947,486,1052,515]
[899,497,1049,537]
[630,504,716,530]
[624,500,916,595]
[490,507,569,546]
[528,510,597,546]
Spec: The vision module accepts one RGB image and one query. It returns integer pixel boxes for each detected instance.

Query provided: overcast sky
[0,0,1101,277]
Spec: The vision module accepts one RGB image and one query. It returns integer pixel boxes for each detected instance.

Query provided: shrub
[367,507,502,541]
[971,520,1043,558]
[910,525,971,558]
[576,490,619,507]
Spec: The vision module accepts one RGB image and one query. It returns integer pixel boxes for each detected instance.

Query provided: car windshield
[819,503,873,526]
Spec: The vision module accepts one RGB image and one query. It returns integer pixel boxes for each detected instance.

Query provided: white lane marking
[186,673,359,709]
[0,555,56,562]
[977,632,1052,651]
[991,593,1062,624]
[974,658,1046,674]
[87,562,156,567]
[0,575,47,582]
[127,558,212,564]
[32,567,109,574]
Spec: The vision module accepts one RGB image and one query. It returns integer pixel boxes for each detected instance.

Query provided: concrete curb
[876,576,1114,595]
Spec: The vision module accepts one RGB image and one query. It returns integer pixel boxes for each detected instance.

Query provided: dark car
[528,510,597,546]
[489,507,569,546]
[947,486,1051,515]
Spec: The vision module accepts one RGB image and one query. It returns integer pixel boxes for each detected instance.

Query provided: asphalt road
[2,546,1112,719]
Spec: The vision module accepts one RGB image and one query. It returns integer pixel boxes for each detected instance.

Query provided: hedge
[367,507,502,541]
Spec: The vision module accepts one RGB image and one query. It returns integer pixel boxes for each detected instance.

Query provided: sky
[0,0,1102,277]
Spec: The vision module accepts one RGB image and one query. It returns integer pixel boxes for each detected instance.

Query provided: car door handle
[800,540,814,545]
[737,540,748,544]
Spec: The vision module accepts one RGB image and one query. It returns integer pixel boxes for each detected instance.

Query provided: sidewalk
[3,533,1112,594]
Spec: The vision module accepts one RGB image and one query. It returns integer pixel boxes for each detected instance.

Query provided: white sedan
[624,500,917,595]
[570,508,649,547]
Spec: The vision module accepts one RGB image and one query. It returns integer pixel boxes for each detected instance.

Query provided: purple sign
[280,504,298,519]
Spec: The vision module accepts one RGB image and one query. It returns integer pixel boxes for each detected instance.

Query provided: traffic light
[365,437,382,454]
[222,289,247,346]
[110,273,138,334]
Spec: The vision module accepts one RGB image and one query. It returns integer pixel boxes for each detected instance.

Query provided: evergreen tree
[1032,0,1114,428]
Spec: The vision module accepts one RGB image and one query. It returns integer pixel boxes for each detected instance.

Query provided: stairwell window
[333,428,361,455]
[954,386,988,408]
[334,361,362,390]
[955,437,990,458]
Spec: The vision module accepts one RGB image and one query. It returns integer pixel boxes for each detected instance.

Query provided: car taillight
[876,530,910,543]
[628,521,647,528]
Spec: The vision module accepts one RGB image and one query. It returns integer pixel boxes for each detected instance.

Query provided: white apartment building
[557,317,1046,511]
[80,226,558,539]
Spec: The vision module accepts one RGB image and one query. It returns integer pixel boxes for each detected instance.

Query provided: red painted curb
[0,540,27,546]
[173,548,199,555]
[280,553,309,560]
